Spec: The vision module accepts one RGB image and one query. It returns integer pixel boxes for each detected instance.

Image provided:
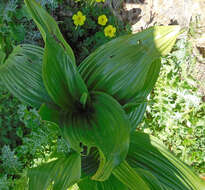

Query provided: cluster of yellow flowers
[72,0,116,38]
[98,15,116,37]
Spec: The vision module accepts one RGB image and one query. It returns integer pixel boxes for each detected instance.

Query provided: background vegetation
[0,0,204,189]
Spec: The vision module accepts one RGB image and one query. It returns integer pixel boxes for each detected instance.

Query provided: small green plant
[139,38,205,174]
[0,82,25,149]
[1,145,22,175]
[57,0,131,64]
[0,0,60,64]
[0,0,204,190]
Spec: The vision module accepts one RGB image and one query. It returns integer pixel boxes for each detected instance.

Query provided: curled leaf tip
[80,92,88,108]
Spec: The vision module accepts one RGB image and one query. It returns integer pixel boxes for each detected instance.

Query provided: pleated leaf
[78,175,129,190]
[24,0,75,61]
[28,152,81,190]
[61,91,130,181]
[134,168,164,190]
[0,44,53,108]
[126,102,147,130]
[24,0,88,110]
[113,161,150,190]
[126,132,205,190]
[43,34,88,110]
[79,26,180,105]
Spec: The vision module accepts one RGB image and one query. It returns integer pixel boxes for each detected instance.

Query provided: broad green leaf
[126,132,205,190]
[24,0,75,61]
[132,58,161,102]
[61,91,130,181]
[126,102,147,130]
[79,26,180,105]
[43,34,88,110]
[28,152,81,190]
[78,175,129,190]
[0,44,53,108]
[113,160,150,190]
[24,0,88,110]
[39,103,61,125]
[134,168,164,190]
[124,59,160,130]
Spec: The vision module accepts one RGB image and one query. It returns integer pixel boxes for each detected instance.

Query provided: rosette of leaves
[0,0,205,189]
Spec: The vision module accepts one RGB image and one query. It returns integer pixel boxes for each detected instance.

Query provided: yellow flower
[96,0,105,3]
[98,15,108,26]
[104,25,116,38]
[72,11,86,26]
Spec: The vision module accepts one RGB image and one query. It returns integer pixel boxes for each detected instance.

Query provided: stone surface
[108,0,205,33]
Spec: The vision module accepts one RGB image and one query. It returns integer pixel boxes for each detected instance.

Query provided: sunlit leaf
[79,26,180,105]
[134,168,164,190]
[28,152,81,190]
[113,161,150,190]
[0,44,53,108]
[24,0,75,61]
[78,175,129,190]
[43,34,88,110]
[126,132,205,190]
[126,102,147,130]
[24,0,88,110]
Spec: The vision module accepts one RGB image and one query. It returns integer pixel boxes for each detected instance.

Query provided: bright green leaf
[79,26,180,105]
[134,168,164,190]
[43,34,88,110]
[24,0,88,110]
[0,44,53,108]
[126,102,147,130]
[24,0,75,61]
[61,91,130,181]
[126,132,205,190]
[113,160,150,190]
[78,175,129,190]
[28,152,81,190]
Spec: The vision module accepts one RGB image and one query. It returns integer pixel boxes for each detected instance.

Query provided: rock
[122,0,193,32]
[109,0,205,33]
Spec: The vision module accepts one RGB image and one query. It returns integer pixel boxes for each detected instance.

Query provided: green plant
[0,0,60,63]
[0,82,25,149]
[139,38,205,174]
[1,145,22,175]
[57,0,131,64]
[0,0,205,190]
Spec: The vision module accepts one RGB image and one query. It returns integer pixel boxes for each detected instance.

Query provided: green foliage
[16,105,61,166]
[3,0,203,189]
[1,145,22,175]
[0,0,204,189]
[0,82,25,149]
[0,0,61,61]
[0,0,26,58]
[139,38,205,174]
[57,1,131,64]
[0,175,10,190]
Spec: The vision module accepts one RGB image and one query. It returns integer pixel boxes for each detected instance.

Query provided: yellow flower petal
[72,14,77,20]
[77,11,83,16]
[73,11,86,26]
[104,25,116,38]
[98,15,108,26]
